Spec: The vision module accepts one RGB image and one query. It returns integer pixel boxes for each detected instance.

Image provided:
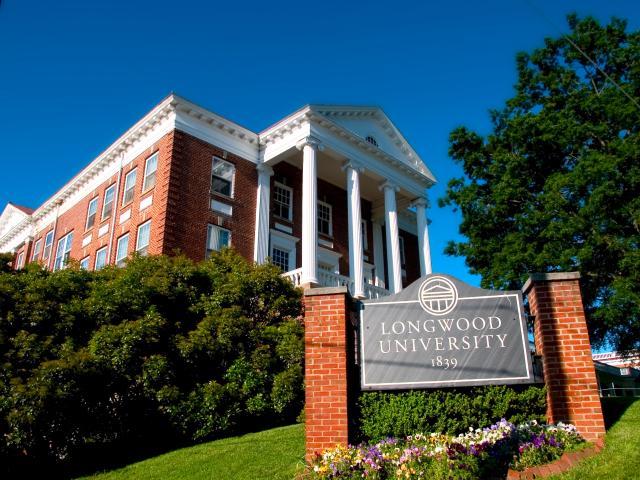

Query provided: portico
[253,105,435,298]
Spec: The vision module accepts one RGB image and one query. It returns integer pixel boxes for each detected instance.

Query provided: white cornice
[174,98,260,163]
[21,94,261,231]
[32,95,178,221]
[0,216,33,253]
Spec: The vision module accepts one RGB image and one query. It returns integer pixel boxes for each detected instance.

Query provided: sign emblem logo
[418,276,458,315]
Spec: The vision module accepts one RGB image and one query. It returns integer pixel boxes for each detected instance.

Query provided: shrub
[357,385,546,441]
[0,249,303,475]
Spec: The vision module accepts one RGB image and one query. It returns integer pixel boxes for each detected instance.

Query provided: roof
[9,203,34,215]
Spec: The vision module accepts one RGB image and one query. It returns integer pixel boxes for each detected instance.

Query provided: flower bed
[308,420,585,479]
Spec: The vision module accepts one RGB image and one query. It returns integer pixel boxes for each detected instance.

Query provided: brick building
[0,94,435,298]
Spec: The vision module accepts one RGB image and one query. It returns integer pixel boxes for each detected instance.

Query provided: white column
[343,160,365,298]
[372,220,385,288]
[381,182,402,293]
[413,197,432,276]
[253,163,274,264]
[297,136,323,286]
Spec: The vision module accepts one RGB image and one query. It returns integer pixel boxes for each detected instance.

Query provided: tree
[440,14,640,353]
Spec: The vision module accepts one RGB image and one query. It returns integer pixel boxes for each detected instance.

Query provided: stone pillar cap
[522,271,581,294]
[304,286,350,297]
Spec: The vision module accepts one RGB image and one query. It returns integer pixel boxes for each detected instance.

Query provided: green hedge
[357,385,546,441]
[0,250,303,476]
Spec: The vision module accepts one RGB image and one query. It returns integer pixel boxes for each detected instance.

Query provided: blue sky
[1,0,638,287]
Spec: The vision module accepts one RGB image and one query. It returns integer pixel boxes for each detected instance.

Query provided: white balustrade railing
[282,268,390,299]
[282,268,303,287]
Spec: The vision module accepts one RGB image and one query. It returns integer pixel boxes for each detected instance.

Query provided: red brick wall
[163,130,258,262]
[21,127,420,283]
[30,132,175,270]
[525,273,605,441]
[304,288,351,461]
[12,239,32,269]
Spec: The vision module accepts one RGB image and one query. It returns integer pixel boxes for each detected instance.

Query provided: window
[43,230,54,262]
[142,153,158,191]
[274,182,293,221]
[101,185,116,221]
[361,220,368,251]
[136,220,151,255]
[15,252,24,270]
[269,230,297,273]
[365,135,378,147]
[53,232,74,271]
[31,239,42,262]
[122,169,137,205]
[79,257,90,270]
[115,233,129,266]
[271,247,289,272]
[206,224,231,258]
[86,197,99,229]
[211,157,235,197]
[317,201,332,236]
[94,247,108,270]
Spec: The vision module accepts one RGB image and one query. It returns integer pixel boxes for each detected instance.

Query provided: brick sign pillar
[303,286,351,462]
[523,272,605,441]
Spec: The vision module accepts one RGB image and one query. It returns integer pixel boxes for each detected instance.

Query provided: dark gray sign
[360,274,534,390]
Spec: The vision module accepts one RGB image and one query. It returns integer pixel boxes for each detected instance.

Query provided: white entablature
[259,104,435,197]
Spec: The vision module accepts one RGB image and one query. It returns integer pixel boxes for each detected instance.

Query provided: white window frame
[122,168,137,206]
[31,239,42,262]
[15,252,24,270]
[101,185,116,221]
[136,220,151,255]
[142,153,158,191]
[269,229,298,272]
[43,230,54,261]
[211,157,235,198]
[94,246,108,270]
[317,200,333,237]
[79,257,90,270]
[318,246,341,275]
[273,182,293,222]
[115,233,130,266]
[364,262,375,285]
[86,197,99,230]
[53,232,74,271]
[206,224,231,258]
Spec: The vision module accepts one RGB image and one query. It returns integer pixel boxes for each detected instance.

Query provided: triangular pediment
[0,203,32,241]
[310,105,436,183]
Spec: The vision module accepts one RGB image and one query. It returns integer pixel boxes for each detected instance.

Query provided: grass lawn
[77,398,640,480]
[550,398,640,480]
[78,424,305,480]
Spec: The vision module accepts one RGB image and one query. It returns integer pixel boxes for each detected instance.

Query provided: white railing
[282,268,303,287]
[282,268,391,299]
